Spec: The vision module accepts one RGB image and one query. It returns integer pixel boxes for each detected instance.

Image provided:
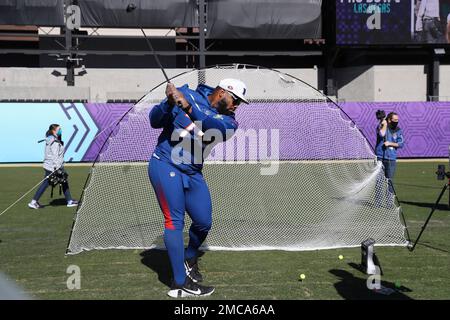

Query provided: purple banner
[340,102,450,158]
[94,102,375,162]
[82,103,133,161]
[81,102,450,161]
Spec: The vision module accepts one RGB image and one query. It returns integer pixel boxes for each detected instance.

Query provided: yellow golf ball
[299,274,306,280]
[339,255,344,260]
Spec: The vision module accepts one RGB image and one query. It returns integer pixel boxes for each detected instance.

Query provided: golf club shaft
[140,29,170,83]
[128,5,188,108]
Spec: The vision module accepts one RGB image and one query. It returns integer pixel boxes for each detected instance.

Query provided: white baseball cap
[218,78,249,104]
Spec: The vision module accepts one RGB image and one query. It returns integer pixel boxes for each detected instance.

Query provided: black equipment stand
[409,172,450,251]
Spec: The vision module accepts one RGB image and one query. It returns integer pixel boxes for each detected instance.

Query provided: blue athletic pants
[148,157,212,286]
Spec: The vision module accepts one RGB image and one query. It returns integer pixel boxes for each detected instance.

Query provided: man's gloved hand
[165,83,191,112]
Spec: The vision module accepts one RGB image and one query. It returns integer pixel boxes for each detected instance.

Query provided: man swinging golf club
[148,79,248,298]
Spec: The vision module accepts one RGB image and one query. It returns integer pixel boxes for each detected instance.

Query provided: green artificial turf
[0,162,449,300]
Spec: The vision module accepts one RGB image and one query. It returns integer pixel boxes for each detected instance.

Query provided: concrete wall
[440,65,450,101]
[1,65,448,102]
[0,68,188,102]
[336,66,374,102]
[0,86,90,101]
[0,67,319,102]
[337,65,428,102]
[373,65,427,102]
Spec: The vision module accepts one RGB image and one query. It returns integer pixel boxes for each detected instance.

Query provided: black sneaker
[167,276,214,298]
[184,257,203,283]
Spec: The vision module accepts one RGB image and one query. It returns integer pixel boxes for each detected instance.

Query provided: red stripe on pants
[157,186,175,230]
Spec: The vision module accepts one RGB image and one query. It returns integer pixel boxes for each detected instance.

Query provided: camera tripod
[409,171,450,251]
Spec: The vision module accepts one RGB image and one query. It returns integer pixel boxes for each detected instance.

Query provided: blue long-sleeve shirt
[149,84,238,174]
[375,126,404,161]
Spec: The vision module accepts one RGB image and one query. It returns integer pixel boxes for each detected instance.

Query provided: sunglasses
[227,91,241,106]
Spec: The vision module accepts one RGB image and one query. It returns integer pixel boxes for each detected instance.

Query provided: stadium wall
[337,65,429,102]
[440,65,450,99]
[0,102,448,163]
[2,66,449,103]
[0,68,318,102]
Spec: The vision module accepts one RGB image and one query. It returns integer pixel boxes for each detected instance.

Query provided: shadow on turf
[329,269,413,300]
[399,200,449,211]
[46,198,68,207]
[140,247,206,287]
[140,249,172,287]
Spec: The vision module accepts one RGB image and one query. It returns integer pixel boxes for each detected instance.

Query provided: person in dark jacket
[375,112,404,192]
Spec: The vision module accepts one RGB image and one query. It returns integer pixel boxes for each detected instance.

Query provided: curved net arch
[67,64,407,254]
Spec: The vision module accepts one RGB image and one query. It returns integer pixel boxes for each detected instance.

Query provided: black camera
[49,169,68,186]
[375,109,386,121]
